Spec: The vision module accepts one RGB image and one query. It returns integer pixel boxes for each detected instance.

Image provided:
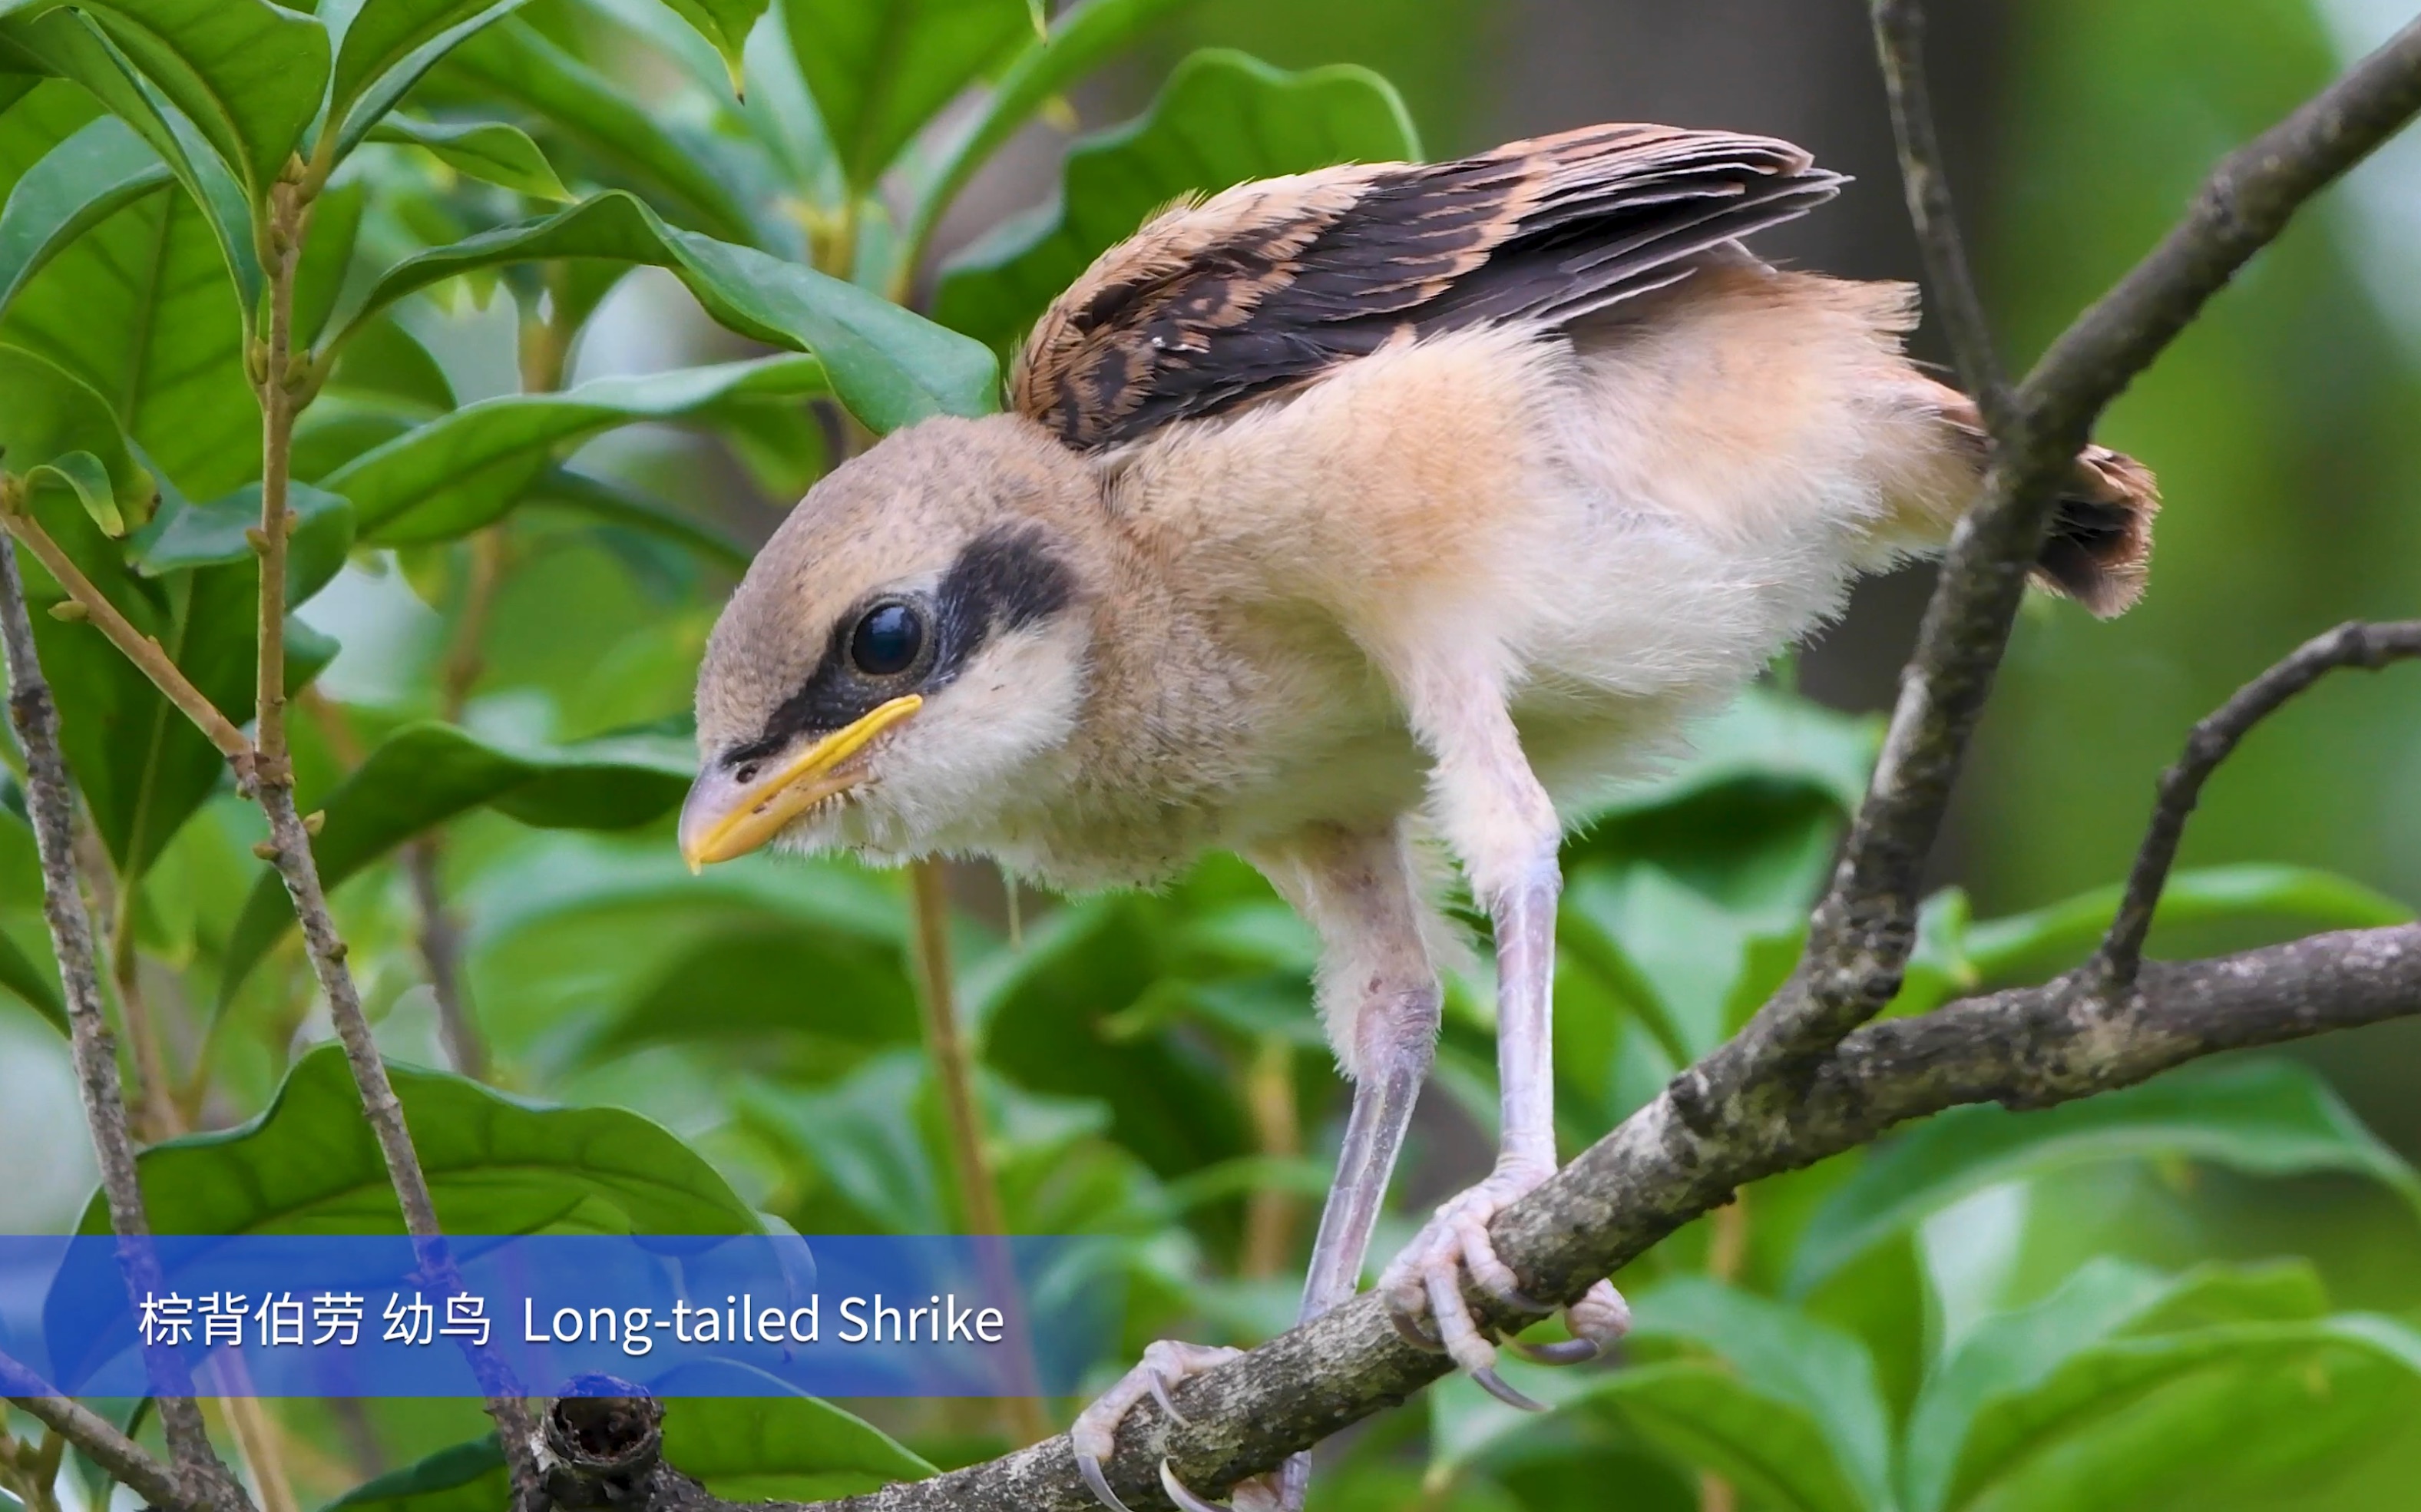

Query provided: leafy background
[2,0,2419,1509]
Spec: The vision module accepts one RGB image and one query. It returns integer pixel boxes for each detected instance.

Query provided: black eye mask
[723,524,1075,768]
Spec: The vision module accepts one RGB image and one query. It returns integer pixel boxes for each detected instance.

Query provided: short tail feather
[2036,443,2159,618]
[1925,380,2161,618]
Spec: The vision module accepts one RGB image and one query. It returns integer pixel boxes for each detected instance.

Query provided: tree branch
[2095,620,2421,988]
[2,1360,188,1512]
[0,492,251,766]
[1723,5,2421,1093]
[0,536,249,1512]
[533,921,2421,1512]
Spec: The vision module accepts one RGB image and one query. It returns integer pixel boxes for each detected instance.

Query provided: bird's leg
[1374,655,1630,1404]
[1073,825,1440,1512]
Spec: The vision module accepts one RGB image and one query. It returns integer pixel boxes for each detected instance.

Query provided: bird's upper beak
[679,695,923,870]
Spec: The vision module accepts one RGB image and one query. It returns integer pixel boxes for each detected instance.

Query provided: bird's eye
[731,761,759,785]
[850,602,924,677]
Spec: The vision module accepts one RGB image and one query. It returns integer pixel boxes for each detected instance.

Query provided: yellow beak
[679,695,922,871]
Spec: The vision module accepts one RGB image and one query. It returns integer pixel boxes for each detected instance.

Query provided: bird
[679,122,2158,1512]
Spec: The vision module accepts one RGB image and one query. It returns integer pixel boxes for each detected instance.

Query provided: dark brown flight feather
[1011,123,1847,452]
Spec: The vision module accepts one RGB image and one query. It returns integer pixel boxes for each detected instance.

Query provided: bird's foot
[1071,1340,1291,1511]
[1378,1161,1630,1408]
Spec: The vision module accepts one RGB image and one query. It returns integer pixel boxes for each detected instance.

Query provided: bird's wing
[1010,123,1844,452]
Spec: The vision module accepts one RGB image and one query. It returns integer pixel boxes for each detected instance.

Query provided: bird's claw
[1070,1339,1245,1512]
[1378,1170,1629,1390]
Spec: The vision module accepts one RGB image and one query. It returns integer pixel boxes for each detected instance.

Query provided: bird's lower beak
[679,695,923,871]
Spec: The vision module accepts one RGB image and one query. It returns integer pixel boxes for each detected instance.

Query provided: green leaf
[67,0,330,203]
[651,1380,936,1500]
[0,342,150,511]
[336,191,995,432]
[4,456,339,875]
[1902,1259,2421,1512]
[974,896,1252,1179]
[905,0,1195,260]
[1,166,256,501]
[0,114,170,324]
[130,479,354,602]
[1788,1059,2421,1295]
[77,1040,763,1234]
[1626,1277,1895,1511]
[217,721,695,1002]
[292,176,364,346]
[933,48,1417,352]
[324,311,455,412]
[22,448,122,533]
[369,114,570,200]
[782,0,1032,193]
[1438,1279,1891,1512]
[657,0,766,94]
[0,915,65,1035]
[320,352,826,543]
[0,8,260,309]
[327,0,531,150]
[327,1436,505,1512]
[523,466,750,571]
[433,19,760,245]
[1963,862,2416,983]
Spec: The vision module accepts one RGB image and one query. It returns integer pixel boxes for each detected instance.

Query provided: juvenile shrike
[682,124,2157,1511]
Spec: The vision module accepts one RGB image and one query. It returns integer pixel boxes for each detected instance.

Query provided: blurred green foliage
[0,2,2415,1510]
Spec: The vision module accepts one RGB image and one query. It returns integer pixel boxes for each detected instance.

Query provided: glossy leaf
[321,352,827,543]
[1437,1278,1890,1512]
[368,114,570,200]
[327,0,531,147]
[1788,1058,2421,1294]
[933,48,1418,351]
[523,467,751,571]
[1,164,255,501]
[1903,1259,2421,1512]
[1963,862,2415,981]
[0,342,150,510]
[906,0,1195,256]
[75,1040,762,1234]
[0,114,168,323]
[782,0,1031,192]
[131,479,354,600]
[72,0,331,203]
[0,8,259,308]
[217,721,693,1002]
[652,1376,937,1500]
[22,448,122,533]
[336,191,996,433]
[0,918,64,1034]
[8,462,339,874]
[327,1435,506,1512]
[433,19,760,244]
[658,0,766,93]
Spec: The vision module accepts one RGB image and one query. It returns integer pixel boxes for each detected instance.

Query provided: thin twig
[0,495,250,765]
[906,859,1052,1446]
[251,169,307,785]
[0,535,247,1512]
[2095,620,2421,988]
[253,782,542,1494]
[2,1365,187,1512]
[407,528,506,1080]
[2021,15,2421,454]
[1725,6,2421,1089]
[239,160,543,1506]
[1870,0,2011,427]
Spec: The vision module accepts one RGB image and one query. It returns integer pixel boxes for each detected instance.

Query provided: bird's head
[681,414,1101,870]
